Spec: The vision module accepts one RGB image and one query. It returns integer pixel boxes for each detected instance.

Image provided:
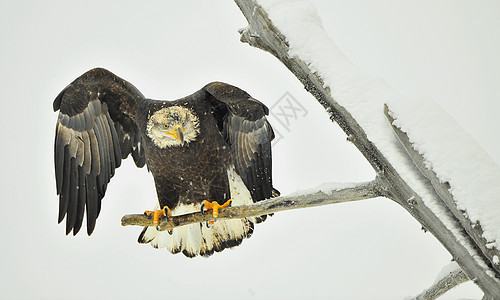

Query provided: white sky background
[1,1,498,299]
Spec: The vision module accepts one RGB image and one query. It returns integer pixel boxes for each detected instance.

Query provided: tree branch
[413,268,469,300]
[385,103,500,276]
[121,179,382,230]
[233,0,500,297]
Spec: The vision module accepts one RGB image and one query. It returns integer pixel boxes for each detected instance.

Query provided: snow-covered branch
[233,0,500,298]
[385,102,500,276]
[121,180,382,229]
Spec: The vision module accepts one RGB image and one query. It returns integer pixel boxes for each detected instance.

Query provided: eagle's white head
[146,106,200,148]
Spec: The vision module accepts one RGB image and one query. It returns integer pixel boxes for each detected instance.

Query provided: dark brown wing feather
[53,68,145,235]
[203,82,278,210]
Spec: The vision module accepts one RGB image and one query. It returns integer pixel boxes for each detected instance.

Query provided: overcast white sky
[1,1,498,299]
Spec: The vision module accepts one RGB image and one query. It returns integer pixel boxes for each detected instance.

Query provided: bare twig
[121,180,382,230]
[413,268,469,300]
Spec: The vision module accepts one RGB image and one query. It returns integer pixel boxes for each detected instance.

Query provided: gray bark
[385,104,500,276]
[122,180,382,229]
[413,268,469,300]
[233,0,500,298]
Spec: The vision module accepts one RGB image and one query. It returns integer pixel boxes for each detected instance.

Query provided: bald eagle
[53,68,278,257]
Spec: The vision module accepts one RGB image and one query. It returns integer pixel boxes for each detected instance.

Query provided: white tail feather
[139,166,255,257]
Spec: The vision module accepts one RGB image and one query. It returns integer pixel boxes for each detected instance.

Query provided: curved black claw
[163,207,171,220]
[201,203,206,216]
[155,225,161,231]
[167,229,173,235]
[206,221,212,228]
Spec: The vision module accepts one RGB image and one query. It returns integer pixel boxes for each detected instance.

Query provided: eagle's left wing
[203,82,277,206]
[53,68,145,235]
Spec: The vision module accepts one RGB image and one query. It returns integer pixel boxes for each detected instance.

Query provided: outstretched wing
[203,82,278,206]
[53,68,146,235]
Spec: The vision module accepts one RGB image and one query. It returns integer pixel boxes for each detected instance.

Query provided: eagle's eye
[163,124,169,129]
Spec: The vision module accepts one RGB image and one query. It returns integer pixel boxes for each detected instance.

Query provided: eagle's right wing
[53,68,146,236]
[203,82,278,210]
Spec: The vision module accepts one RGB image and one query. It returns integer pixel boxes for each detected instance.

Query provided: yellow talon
[144,206,173,230]
[201,199,232,224]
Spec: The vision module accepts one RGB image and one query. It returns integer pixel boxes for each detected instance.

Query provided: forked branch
[232,0,500,298]
[121,179,383,230]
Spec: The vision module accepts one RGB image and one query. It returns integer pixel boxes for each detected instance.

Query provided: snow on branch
[385,101,500,276]
[121,180,382,230]
[233,0,500,297]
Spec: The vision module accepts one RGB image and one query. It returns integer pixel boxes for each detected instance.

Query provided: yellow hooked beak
[165,124,185,144]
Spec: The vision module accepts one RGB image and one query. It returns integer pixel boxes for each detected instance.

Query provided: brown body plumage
[138,96,233,209]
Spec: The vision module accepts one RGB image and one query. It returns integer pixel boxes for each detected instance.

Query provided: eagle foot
[201,199,232,227]
[144,206,173,231]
